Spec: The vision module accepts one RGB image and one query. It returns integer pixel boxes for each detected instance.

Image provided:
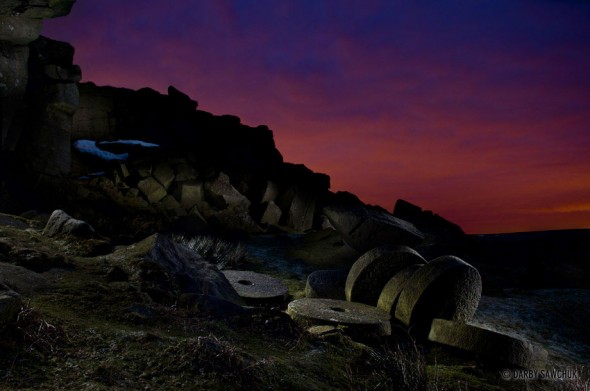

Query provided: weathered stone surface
[345,245,426,306]
[260,201,282,226]
[43,209,95,238]
[305,269,347,300]
[0,16,42,45]
[222,270,288,303]
[160,194,183,213]
[261,181,279,203]
[377,264,422,314]
[202,173,261,233]
[0,263,47,295]
[429,318,548,370]
[175,163,198,182]
[395,255,482,336]
[286,189,317,232]
[323,204,424,253]
[204,172,250,211]
[108,234,243,306]
[180,180,204,210]
[137,177,167,204]
[287,298,391,337]
[43,64,81,82]
[153,162,175,190]
[1,45,29,151]
[0,288,21,330]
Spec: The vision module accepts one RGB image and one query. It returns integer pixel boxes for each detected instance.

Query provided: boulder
[153,162,175,190]
[377,264,423,314]
[428,318,548,370]
[395,255,482,337]
[287,298,391,337]
[0,288,21,330]
[108,234,243,306]
[261,181,279,203]
[137,177,167,204]
[204,172,250,212]
[286,189,317,232]
[345,245,426,306]
[0,16,42,45]
[43,209,95,238]
[260,201,282,226]
[305,269,347,300]
[180,180,204,210]
[0,263,47,295]
[323,204,424,253]
[222,270,289,304]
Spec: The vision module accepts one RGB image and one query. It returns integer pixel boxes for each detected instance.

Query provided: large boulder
[43,209,95,238]
[107,234,243,306]
[323,204,424,253]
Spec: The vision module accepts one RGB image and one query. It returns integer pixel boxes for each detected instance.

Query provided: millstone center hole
[330,307,346,313]
[237,280,253,286]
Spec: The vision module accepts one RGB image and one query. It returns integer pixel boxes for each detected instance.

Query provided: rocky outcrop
[1,1,77,181]
[323,202,424,253]
[108,234,243,306]
[393,199,464,238]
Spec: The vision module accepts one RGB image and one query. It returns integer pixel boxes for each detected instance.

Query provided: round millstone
[395,255,482,337]
[305,269,347,300]
[377,264,423,314]
[222,270,288,303]
[287,298,391,336]
[428,318,548,370]
[345,245,426,306]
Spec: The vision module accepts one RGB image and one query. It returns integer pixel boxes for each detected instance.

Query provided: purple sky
[43,0,590,233]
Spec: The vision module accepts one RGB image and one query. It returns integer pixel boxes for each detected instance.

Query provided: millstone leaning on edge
[345,245,427,306]
[395,255,482,338]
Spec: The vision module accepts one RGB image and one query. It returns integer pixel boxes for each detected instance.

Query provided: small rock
[0,288,21,330]
[43,209,95,238]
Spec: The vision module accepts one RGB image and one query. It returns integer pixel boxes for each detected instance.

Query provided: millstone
[377,264,423,314]
[305,269,347,300]
[345,245,426,306]
[287,298,391,336]
[222,270,288,303]
[428,318,548,370]
[395,255,482,337]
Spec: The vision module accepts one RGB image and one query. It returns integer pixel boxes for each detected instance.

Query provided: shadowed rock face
[108,234,243,306]
[323,204,424,254]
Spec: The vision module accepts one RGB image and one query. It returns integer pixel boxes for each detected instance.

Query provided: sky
[43,0,590,234]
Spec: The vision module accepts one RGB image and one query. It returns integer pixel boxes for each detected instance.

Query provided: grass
[173,234,248,270]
